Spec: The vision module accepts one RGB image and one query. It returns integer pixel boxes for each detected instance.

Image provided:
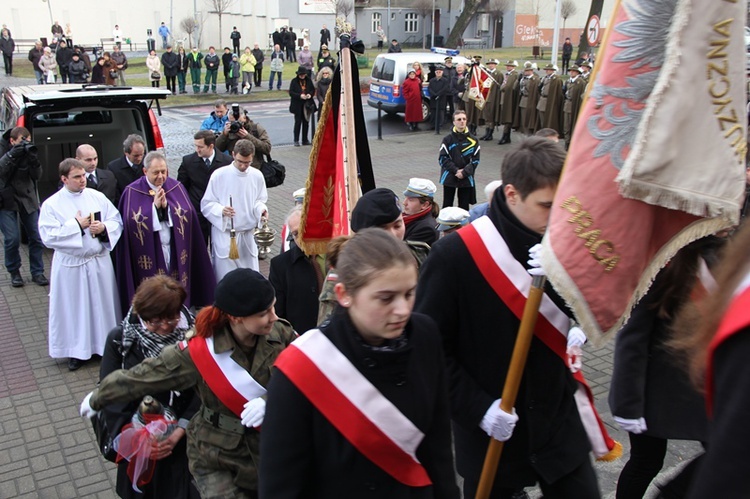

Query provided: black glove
[8,143,26,160]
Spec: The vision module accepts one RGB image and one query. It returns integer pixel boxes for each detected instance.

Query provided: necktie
[88,174,97,186]
[205,158,211,168]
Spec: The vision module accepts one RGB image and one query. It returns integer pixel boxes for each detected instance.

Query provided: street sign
[587,15,601,46]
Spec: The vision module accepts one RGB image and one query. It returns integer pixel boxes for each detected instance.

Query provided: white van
[368,51,470,122]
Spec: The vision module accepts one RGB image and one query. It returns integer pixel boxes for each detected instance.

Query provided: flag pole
[475,275,546,499]
[338,34,361,219]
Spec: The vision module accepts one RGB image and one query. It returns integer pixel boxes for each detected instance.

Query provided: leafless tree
[180,17,198,49]
[445,0,481,48]
[561,0,578,34]
[335,0,354,19]
[206,0,236,48]
[413,0,433,49]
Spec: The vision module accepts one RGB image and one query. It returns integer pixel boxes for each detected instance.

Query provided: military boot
[498,132,511,145]
[481,127,494,141]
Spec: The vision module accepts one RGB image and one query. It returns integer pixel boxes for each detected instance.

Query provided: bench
[461,38,487,49]
[14,38,38,53]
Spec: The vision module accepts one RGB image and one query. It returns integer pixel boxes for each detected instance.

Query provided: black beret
[351,188,402,232]
[214,269,275,317]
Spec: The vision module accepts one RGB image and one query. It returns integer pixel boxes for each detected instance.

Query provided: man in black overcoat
[105,134,146,206]
[415,137,600,499]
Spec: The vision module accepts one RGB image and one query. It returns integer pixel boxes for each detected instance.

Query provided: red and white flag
[297,44,376,256]
[467,65,492,110]
[542,0,746,344]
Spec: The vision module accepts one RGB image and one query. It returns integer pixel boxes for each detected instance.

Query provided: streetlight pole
[387,0,391,43]
[551,0,562,65]
[430,0,435,47]
[41,0,53,27]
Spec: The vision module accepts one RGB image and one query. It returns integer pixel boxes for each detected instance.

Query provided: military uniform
[89,322,296,498]
[480,62,501,140]
[518,65,541,135]
[563,68,586,148]
[537,65,564,134]
[498,61,520,144]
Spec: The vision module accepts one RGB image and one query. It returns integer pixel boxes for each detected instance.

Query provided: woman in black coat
[99,276,200,499]
[260,229,459,499]
[609,237,724,498]
[288,65,315,146]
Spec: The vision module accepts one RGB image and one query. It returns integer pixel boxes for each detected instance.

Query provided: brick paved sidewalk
[0,116,700,497]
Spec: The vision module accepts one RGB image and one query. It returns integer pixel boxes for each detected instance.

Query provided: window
[405,13,419,33]
[371,13,382,33]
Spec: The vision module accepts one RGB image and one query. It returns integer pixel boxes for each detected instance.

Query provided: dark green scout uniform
[90,321,296,499]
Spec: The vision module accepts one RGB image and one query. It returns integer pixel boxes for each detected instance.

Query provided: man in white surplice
[39,158,123,371]
[201,139,268,280]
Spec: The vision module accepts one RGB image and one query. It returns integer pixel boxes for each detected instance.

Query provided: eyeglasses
[146,317,180,328]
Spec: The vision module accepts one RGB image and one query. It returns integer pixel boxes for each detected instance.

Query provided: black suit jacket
[176,151,233,242]
[106,156,144,205]
[88,168,117,205]
[268,244,321,335]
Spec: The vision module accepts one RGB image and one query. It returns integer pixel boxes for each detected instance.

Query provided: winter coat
[270,51,284,72]
[251,48,265,69]
[38,53,57,77]
[288,76,315,115]
[0,35,14,57]
[161,50,179,77]
[146,54,161,81]
[68,59,89,83]
[239,52,256,72]
[402,76,424,124]
[187,51,203,69]
[260,311,460,499]
[438,127,480,189]
[414,191,592,490]
[204,53,220,72]
[55,46,73,72]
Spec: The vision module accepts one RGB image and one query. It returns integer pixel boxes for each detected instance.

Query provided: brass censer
[254,217,276,260]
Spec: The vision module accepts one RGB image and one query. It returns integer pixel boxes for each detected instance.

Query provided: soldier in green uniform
[317,188,430,325]
[497,60,520,144]
[81,269,296,499]
[518,61,541,135]
[563,65,587,149]
[537,63,564,135]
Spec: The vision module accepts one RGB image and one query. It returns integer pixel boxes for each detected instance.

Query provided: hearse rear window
[33,110,114,127]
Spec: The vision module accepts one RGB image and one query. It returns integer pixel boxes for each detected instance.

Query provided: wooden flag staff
[475,274,546,499]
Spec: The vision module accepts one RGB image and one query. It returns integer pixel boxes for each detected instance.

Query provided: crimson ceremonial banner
[298,41,375,256]
[542,0,746,345]
[467,65,492,110]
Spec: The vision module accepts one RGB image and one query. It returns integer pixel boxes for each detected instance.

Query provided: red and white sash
[458,216,618,459]
[274,329,432,487]
[706,271,750,416]
[185,336,266,418]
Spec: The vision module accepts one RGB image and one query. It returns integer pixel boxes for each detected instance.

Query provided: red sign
[587,15,601,46]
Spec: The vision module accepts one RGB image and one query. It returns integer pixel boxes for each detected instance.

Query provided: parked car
[0,84,169,202]
[368,51,470,122]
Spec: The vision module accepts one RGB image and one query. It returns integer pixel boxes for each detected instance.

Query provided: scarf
[403,206,432,228]
[121,307,192,360]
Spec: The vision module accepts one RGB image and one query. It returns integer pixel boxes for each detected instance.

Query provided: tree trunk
[218,15,223,49]
[445,0,482,48]
[577,0,604,59]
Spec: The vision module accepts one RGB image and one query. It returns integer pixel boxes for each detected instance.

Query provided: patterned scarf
[121,307,193,360]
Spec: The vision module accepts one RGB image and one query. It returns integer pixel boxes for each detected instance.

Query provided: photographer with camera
[0,127,48,288]
[215,104,271,170]
[199,99,229,135]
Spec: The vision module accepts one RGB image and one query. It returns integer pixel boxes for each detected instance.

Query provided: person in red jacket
[402,68,423,131]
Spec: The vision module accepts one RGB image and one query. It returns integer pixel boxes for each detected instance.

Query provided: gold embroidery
[131,206,149,246]
[137,255,154,270]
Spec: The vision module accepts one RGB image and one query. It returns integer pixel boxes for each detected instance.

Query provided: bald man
[75,144,117,204]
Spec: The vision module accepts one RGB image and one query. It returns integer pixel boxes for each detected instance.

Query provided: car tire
[421,99,431,123]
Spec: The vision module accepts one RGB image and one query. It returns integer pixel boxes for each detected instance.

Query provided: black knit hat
[351,188,402,232]
[214,269,275,317]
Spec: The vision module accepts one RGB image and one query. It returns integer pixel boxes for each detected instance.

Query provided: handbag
[260,154,286,188]
[151,71,162,80]
[109,69,118,79]
[91,412,119,462]
[46,71,56,84]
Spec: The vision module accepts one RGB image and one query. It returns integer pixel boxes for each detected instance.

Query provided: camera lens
[229,122,241,133]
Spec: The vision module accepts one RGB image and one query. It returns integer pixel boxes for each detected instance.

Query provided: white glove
[614,416,647,434]
[527,243,545,276]
[479,400,519,442]
[79,391,99,419]
[567,326,586,348]
[241,397,266,428]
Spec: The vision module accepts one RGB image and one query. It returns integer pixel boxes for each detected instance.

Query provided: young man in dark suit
[76,144,117,204]
[105,134,146,205]
[176,129,232,243]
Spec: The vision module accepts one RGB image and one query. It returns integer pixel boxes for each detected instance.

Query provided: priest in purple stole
[116,151,215,314]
